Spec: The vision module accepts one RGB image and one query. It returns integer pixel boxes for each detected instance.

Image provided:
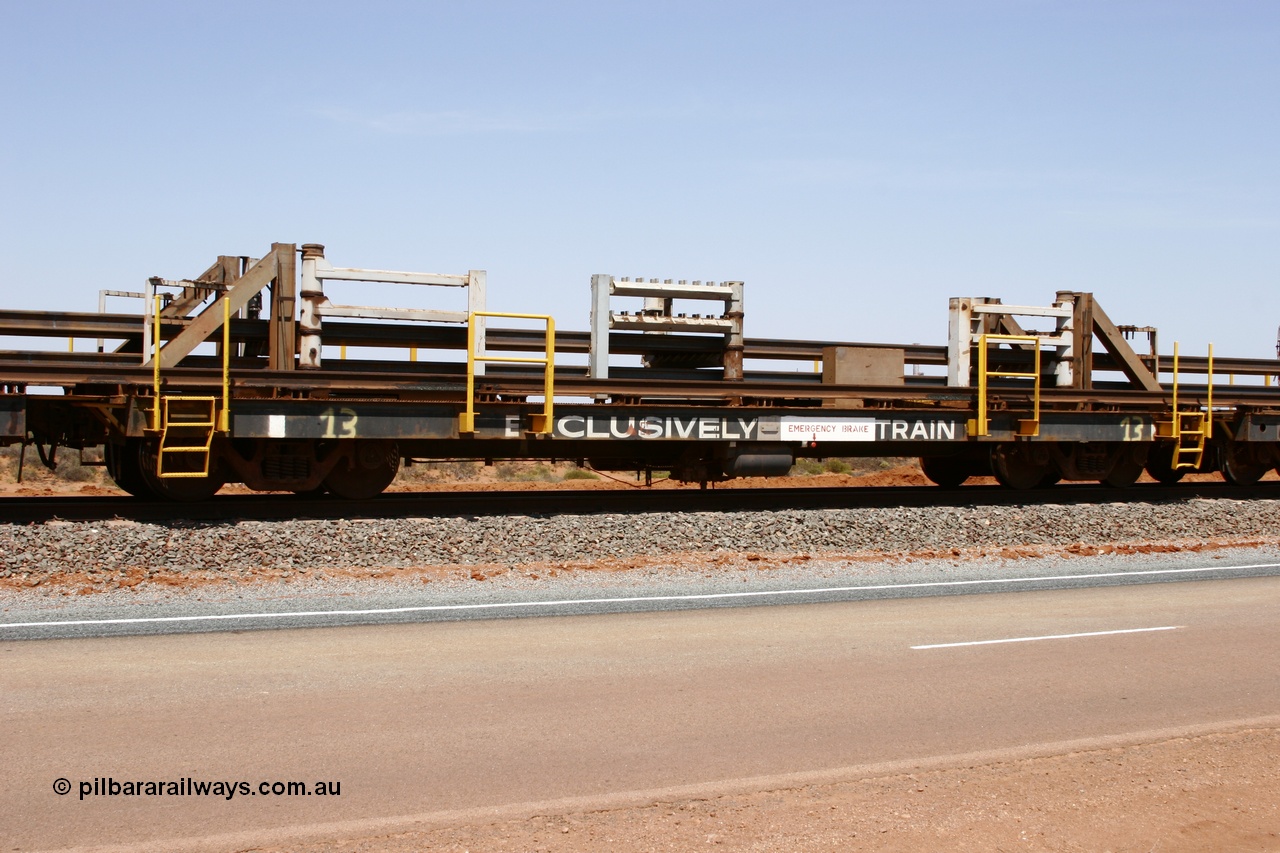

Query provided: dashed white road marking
[912,626,1181,650]
[0,562,1275,631]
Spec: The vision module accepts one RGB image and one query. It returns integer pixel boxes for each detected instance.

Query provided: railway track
[3,481,1277,524]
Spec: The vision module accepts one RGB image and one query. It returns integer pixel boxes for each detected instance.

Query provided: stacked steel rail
[2,242,1279,500]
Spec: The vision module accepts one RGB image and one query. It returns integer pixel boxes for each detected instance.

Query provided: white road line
[912,626,1181,650]
[0,562,1276,631]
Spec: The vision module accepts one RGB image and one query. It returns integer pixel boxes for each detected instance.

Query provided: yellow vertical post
[1031,344,1041,432]
[68,338,74,352]
[220,297,230,432]
[543,317,556,430]
[461,313,477,434]
[410,347,418,362]
[1206,343,1213,440]
[977,336,989,436]
[152,295,162,432]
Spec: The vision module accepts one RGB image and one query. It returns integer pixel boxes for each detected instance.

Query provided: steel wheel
[1220,441,1267,486]
[990,443,1051,490]
[1103,453,1143,488]
[324,440,399,500]
[920,455,970,488]
[1144,444,1185,484]
[137,439,226,502]
[105,439,157,499]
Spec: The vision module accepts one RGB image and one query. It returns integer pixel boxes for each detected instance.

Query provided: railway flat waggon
[2,242,1277,500]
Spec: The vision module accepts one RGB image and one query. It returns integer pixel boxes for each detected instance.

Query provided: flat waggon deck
[2,242,1278,500]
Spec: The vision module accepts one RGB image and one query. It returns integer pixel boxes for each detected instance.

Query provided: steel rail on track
[8,364,1268,411]
[5,310,1274,379]
[2,481,1277,524]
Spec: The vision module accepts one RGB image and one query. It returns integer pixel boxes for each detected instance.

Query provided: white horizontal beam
[971,304,1072,318]
[610,282,735,301]
[318,303,469,323]
[316,264,470,287]
[972,335,1069,347]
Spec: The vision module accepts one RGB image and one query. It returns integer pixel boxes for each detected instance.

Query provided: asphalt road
[4,553,1280,640]
[4,573,1280,852]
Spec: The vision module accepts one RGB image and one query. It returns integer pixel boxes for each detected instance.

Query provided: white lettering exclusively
[586,417,611,439]
[505,415,522,438]
[268,415,286,439]
[639,416,664,439]
[671,418,697,439]
[556,414,954,442]
[558,415,586,438]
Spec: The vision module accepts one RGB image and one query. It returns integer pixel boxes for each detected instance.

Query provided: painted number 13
[320,407,359,439]
[1119,416,1150,441]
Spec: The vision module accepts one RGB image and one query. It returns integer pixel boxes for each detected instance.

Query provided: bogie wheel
[1144,444,1184,484]
[137,440,226,502]
[105,439,158,499]
[920,455,970,488]
[1103,452,1143,488]
[324,440,399,500]
[990,443,1051,490]
[1220,442,1268,486]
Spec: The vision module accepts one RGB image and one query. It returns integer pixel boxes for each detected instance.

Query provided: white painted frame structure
[589,274,744,380]
[298,246,486,372]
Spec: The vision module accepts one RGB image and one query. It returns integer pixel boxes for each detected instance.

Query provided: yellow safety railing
[459,311,555,435]
[974,334,1040,437]
[150,295,231,477]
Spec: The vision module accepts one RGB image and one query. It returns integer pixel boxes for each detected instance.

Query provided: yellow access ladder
[1165,342,1213,470]
[1173,411,1207,470]
[157,396,219,477]
[150,295,231,478]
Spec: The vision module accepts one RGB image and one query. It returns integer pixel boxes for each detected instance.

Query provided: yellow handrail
[975,334,1040,437]
[152,294,231,433]
[1206,343,1213,441]
[152,295,162,431]
[220,296,230,432]
[460,311,555,435]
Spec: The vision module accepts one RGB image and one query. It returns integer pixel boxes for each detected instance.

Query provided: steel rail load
[3,242,1279,501]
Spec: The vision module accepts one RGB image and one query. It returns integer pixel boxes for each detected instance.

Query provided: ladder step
[157,394,219,478]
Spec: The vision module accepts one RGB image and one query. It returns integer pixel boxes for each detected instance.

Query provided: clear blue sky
[2,1,1277,359]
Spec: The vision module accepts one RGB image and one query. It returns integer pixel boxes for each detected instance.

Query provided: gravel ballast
[0,497,1275,579]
